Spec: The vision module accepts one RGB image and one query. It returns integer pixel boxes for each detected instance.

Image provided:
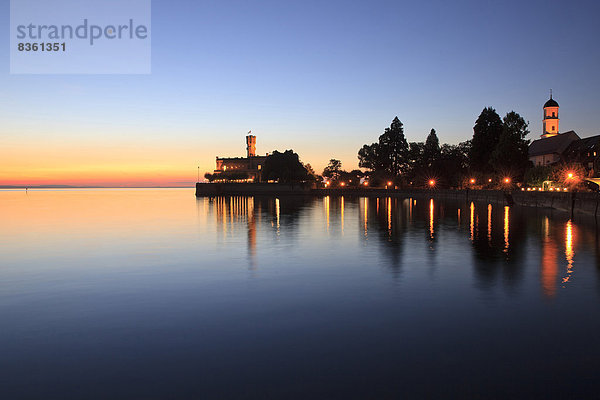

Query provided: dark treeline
[354,108,530,188]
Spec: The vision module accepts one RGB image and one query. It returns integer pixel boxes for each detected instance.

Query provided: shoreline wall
[195,183,600,216]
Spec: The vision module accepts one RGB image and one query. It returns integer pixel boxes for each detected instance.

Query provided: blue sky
[1,0,599,184]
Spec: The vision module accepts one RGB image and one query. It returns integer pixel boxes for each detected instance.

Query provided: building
[213,134,268,182]
[563,134,600,177]
[541,94,560,138]
[528,94,600,178]
[528,95,580,166]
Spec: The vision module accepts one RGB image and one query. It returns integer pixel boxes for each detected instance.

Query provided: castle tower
[246,134,256,157]
[542,92,559,138]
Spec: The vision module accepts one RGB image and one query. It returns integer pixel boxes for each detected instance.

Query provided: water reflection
[563,220,575,286]
[541,217,559,297]
[197,195,600,296]
[3,190,600,398]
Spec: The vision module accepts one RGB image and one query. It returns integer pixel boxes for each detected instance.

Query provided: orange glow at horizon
[0,140,205,187]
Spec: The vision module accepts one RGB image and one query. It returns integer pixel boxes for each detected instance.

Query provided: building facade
[528,94,600,177]
[213,134,268,182]
[529,95,580,166]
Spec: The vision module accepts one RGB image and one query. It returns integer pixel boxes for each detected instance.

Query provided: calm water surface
[1,189,600,398]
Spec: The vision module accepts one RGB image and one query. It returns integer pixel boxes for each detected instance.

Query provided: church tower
[541,92,559,138]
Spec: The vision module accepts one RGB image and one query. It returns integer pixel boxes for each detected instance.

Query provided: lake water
[1,189,600,398]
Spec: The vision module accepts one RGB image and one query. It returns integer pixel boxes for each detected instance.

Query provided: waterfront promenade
[195,183,600,216]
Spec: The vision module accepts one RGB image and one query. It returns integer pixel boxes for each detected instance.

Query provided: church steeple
[542,91,559,138]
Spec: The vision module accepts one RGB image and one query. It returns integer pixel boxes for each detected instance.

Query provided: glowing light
[324,196,330,231]
[503,206,509,253]
[340,182,346,186]
[488,178,492,183]
[363,197,368,236]
[429,198,434,239]
[487,203,492,242]
[469,202,475,241]
[563,220,575,286]
[429,179,436,187]
[363,181,369,186]
[504,177,511,184]
[275,198,280,232]
[470,178,476,184]
[387,197,392,234]
[341,196,344,234]
[567,172,574,179]
[387,181,393,187]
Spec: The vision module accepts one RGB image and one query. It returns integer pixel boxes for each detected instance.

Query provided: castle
[212,134,268,182]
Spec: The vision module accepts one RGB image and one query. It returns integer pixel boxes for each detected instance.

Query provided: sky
[1,0,600,186]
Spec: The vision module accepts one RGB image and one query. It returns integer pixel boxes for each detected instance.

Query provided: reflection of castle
[213,134,268,182]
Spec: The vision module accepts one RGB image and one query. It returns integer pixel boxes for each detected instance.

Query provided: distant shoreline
[0,186,195,189]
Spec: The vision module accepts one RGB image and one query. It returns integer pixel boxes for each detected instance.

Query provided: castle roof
[544,98,559,108]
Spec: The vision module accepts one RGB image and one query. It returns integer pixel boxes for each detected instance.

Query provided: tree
[339,169,364,187]
[423,128,441,168]
[358,143,382,171]
[378,117,409,176]
[357,117,409,181]
[524,165,553,187]
[470,107,503,172]
[437,142,470,187]
[323,159,343,181]
[262,150,310,183]
[491,111,531,176]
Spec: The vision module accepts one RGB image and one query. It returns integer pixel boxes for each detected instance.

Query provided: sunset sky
[2,0,600,187]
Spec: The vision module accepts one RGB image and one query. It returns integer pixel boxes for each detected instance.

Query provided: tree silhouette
[423,128,441,168]
[470,107,503,172]
[262,150,310,183]
[323,159,343,181]
[491,111,531,176]
[358,117,409,180]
